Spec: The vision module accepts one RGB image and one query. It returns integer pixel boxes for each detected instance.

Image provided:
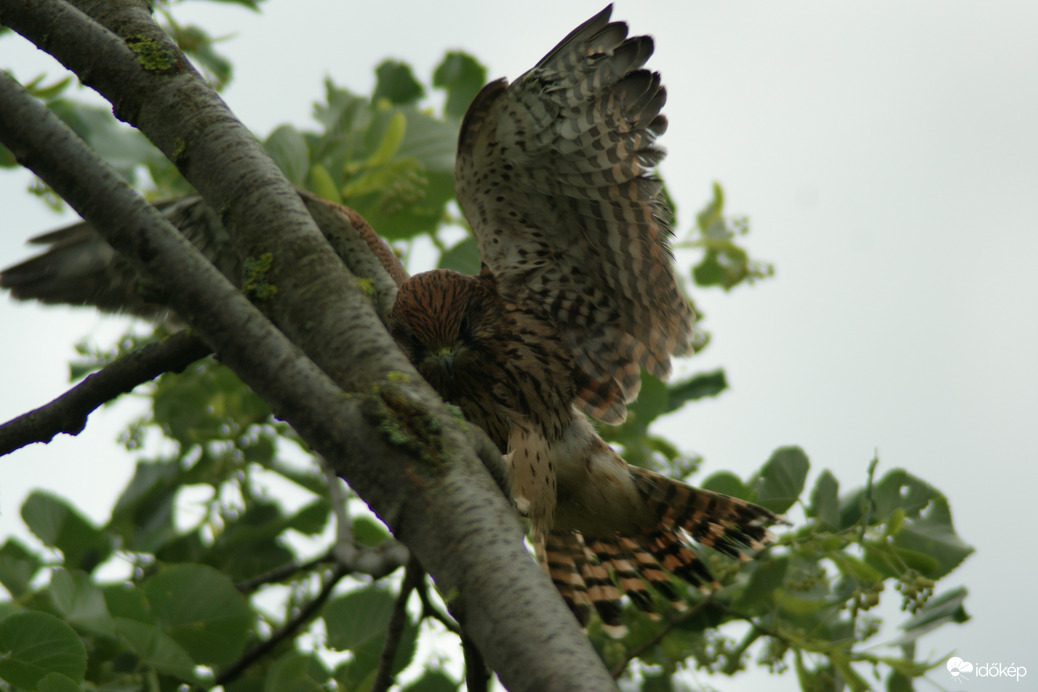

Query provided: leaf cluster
[0,5,973,691]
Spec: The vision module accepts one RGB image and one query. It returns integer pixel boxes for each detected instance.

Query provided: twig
[415,571,460,634]
[234,552,333,594]
[372,557,422,692]
[215,564,349,687]
[0,331,211,456]
[463,634,491,692]
[610,599,715,679]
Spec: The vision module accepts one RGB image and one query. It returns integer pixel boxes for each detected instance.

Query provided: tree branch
[463,634,492,692]
[0,4,618,689]
[609,600,717,679]
[0,331,210,456]
[216,564,350,687]
[372,557,422,692]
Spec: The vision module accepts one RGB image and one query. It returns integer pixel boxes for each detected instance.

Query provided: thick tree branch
[0,4,615,690]
[0,330,210,456]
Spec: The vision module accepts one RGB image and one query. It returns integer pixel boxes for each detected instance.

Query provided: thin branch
[415,572,460,635]
[0,331,211,456]
[463,634,491,692]
[234,553,332,594]
[609,600,716,679]
[236,540,410,594]
[215,564,349,687]
[372,557,422,692]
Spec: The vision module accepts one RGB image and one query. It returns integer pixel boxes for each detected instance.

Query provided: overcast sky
[2,2,1037,690]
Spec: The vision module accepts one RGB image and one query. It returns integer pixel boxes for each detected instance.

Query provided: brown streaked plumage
[1,3,785,633]
[387,4,785,633]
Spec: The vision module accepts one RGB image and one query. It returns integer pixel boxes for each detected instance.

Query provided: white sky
[2,1,1037,689]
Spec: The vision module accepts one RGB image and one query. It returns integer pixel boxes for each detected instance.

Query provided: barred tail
[628,465,782,560]
[538,467,785,634]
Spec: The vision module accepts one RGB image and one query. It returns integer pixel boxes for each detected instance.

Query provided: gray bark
[0,0,617,689]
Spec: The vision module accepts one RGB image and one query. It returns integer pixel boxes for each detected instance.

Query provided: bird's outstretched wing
[0,198,232,319]
[454,4,694,425]
[0,191,405,320]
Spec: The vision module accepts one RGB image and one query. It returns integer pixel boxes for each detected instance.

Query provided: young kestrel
[1,4,783,631]
[387,5,783,629]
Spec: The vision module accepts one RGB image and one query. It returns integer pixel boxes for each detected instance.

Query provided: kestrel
[1,4,784,631]
[388,5,783,629]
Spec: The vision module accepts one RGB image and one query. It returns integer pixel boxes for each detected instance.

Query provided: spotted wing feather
[0,198,233,319]
[455,4,694,425]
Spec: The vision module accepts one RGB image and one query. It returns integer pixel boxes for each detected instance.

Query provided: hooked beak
[432,346,456,376]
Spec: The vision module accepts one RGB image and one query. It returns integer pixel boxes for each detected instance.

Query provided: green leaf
[732,556,788,610]
[265,124,310,186]
[204,500,295,580]
[171,24,234,89]
[403,669,460,692]
[701,471,752,500]
[871,469,940,519]
[0,611,87,688]
[891,498,974,579]
[353,515,391,547]
[366,111,407,167]
[886,671,914,692]
[437,237,481,274]
[809,470,840,530]
[372,60,425,105]
[323,586,395,651]
[152,360,270,447]
[21,491,112,573]
[661,370,727,415]
[325,584,417,686]
[50,569,117,638]
[622,373,669,434]
[46,99,161,181]
[0,141,15,167]
[830,552,883,582]
[109,460,179,553]
[103,582,150,623]
[24,74,73,100]
[114,617,197,680]
[753,447,810,513]
[287,499,331,536]
[266,650,330,692]
[37,672,83,692]
[433,51,487,120]
[862,541,939,578]
[309,162,342,203]
[0,538,42,598]
[145,563,253,666]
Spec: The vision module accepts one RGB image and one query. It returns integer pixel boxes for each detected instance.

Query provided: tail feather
[632,465,782,559]
[538,465,785,633]
[537,531,595,627]
[537,531,632,636]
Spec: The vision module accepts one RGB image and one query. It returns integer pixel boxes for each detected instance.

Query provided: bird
[1,4,784,632]
[387,5,784,631]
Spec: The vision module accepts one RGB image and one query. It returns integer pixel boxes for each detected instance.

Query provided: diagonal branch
[609,599,717,679]
[372,557,423,692]
[0,331,211,456]
[217,564,351,687]
[0,6,617,690]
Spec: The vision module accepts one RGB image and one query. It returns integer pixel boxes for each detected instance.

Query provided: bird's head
[387,269,504,390]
